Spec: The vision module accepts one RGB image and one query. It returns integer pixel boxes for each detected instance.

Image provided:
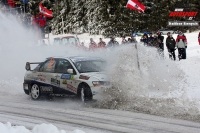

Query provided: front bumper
[91,84,111,96]
[23,83,29,95]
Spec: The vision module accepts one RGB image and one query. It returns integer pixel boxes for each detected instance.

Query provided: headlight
[92,81,110,87]
[92,81,100,87]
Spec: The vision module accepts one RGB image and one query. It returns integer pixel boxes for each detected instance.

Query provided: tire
[77,83,93,102]
[30,84,40,100]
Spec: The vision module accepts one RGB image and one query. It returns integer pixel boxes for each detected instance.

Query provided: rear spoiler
[25,62,42,71]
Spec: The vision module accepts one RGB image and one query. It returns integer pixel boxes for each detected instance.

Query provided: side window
[55,59,74,74]
[62,38,69,45]
[39,59,56,73]
[68,38,76,45]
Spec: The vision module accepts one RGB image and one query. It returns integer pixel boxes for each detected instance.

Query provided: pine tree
[26,0,200,36]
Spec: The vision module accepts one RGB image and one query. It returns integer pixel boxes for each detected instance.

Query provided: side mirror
[67,69,73,74]
[25,62,31,71]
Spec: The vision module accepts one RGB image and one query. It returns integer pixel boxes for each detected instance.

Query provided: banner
[126,0,146,13]
[39,2,53,18]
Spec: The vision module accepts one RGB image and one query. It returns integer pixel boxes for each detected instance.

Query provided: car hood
[80,72,109,81]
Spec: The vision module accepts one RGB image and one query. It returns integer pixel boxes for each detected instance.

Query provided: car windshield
[62,37,78,45]
[74,60,106,73]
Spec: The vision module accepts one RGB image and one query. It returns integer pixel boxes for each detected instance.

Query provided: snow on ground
[0,122,84,133]
[1,11,200,132]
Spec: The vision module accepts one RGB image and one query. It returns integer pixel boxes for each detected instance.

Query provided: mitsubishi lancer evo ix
[23,56,110,101]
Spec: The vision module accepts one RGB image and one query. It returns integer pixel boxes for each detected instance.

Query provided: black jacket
[166,37,176,49]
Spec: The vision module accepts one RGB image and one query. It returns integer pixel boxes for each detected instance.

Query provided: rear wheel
[77,83,93,102]
[31,84,40,100]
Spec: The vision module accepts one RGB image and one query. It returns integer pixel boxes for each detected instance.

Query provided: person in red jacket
[176,31,187,60]
[98,38,106,48]
[89,38,98,50]
[198,32,200,45]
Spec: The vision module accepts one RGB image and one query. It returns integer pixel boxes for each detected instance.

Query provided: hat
[167,32,171,34]
[157,31,160,35]
[179,31,183,35]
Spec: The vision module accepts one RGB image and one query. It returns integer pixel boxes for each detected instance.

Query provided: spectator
[107,37,119,47]
[128,38,131,43]
[198,32,200,45]
[129,36,137,43]
[41,39,47,46]
[142,34,148,46]
[121,36,128,44]
[152,35,160,49]
[148,33,154,46]
[176,31,187,60]
[166,34,176,60]
[98,38,106,48]
[89,38,97,50]
[157,31,164,57]
[80,42,88,50]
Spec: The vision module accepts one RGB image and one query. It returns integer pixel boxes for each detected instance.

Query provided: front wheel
[77,84,93,102]
[30,84,40,100]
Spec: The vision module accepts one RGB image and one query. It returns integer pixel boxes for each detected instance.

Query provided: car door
[38,58,59,93]
[54,59,78,94]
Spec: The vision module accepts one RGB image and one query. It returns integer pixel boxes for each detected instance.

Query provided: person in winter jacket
[176,31,188,44]
[176,32,187,60]
[89,38,98,50]
[198,32,200,45]
[166,34,176,60]
[151,35,160,49]
[129,36,137,43]
[141,34,148,46]
[148,33,154,46]
[80,42,88,50]
[157,31,164,57]
[107,37,119,47]
[121,36,128,44]
[98,38,106,48]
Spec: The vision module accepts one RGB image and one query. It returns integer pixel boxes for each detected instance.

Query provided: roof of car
[69,56,104,62]
[61,36,76,38]
[46,56,104,62]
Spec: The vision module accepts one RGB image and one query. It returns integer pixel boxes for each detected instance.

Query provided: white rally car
[23,56,110,101]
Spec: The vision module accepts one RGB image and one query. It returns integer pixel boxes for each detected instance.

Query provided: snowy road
[0,95,200,133]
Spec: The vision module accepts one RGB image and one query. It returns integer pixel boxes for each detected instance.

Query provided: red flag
[7,0,15,8]
[126,0,146,13]
[39,2,53,18]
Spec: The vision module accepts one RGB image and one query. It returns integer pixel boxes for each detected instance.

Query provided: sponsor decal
[168,21,199,26]
[38,76,46,82]
[67,84,77,93]
[168,2,199,27]
[61,74,74,80]
[62,79,67,84]
[51,78,60,86]
[79,75,90,80]
[26,74,37,80]
[169,11,198,18]
[40,86,53,92]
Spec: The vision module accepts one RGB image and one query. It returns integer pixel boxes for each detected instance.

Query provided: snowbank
[0,122,85,133]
